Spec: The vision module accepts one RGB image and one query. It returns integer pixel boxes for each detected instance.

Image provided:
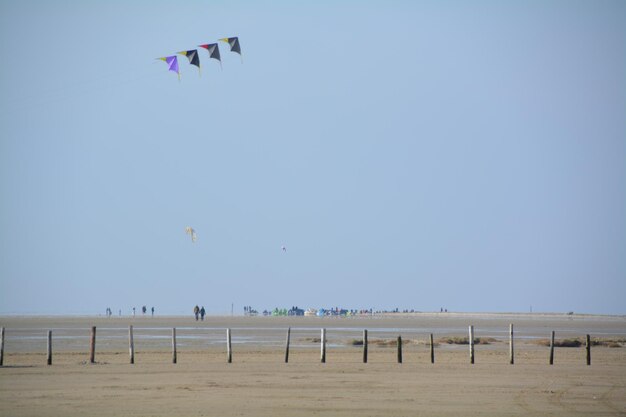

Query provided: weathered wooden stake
[549,330,555,365]
[586,334,591,366]
[509,324,514,365]
[469,325,475,364]
[284,327,291,363]
[397,336,403,363]
[129,325,135,364]
[90,326,96,364]
[172,328,177,364]
[47,330,52,365]
[0,327,5,366]
[320,328,326,363]
[430,333,434,364]
[363,329,368,364]
[227,328,232,363]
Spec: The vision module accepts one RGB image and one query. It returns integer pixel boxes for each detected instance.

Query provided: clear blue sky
[1,0,624,315]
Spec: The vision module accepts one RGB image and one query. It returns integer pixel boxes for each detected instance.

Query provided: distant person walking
[151,306,155,317]
[200,306,206,321]
[133,307,136,317]
[194,305,200,321]
[142,305,147,315]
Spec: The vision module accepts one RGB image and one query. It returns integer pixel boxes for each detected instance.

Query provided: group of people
[193,305,206,320]
[131,306,155,317]
[104,306,155,317]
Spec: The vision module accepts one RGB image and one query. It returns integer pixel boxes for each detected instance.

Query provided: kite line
[158,36,242,79]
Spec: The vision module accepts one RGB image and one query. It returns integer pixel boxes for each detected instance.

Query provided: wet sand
[1,313,625,416]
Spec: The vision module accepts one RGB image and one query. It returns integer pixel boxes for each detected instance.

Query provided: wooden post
[284,327,291,363]
[227,328,232,363]
[129,325,135,364]
[397,336,403,363]
[90,326,96,364]
[586,334,591,366]
[320,328,326,363]
[430,333,434,364]
[47,330,52,365]
[549,330,555,365]
[172,328,177,364]
[469,325,475,364]
[509,324,514,365]
[0,327,4,366]
[363,329,368,364]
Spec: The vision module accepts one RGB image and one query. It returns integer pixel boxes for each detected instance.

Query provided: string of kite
[184,225,286,254]
[172,38,240,247]
[157,37,241,79]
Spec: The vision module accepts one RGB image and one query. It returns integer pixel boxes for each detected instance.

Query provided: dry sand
[1,313,625,416]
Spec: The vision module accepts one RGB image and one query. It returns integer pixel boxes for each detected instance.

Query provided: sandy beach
[1,313,625,416]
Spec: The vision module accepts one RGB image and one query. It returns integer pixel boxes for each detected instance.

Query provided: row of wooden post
[285,326,590,366]
[0,325,593,366]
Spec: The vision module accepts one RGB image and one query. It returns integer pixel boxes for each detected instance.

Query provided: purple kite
[157,55,180,79]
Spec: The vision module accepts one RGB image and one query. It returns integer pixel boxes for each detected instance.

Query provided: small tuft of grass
[557,338,582,347]
[533,338,581,347]
[415,339,440,347]
[438,337,469,345]
[533,337,626,348]
[371,339,399,347]
[591,337,626,347]
[437,337,497,345]
[352,338,415,347]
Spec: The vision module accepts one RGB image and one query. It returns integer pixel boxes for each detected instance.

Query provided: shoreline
[2,314,624,353]
[2,311,625,319]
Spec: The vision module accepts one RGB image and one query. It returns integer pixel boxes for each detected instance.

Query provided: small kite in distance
[281,245,287,252]
[157,55,180,79]
[219,37,242,62]
[199,43,222,69]
[185,227,197,242]
[178,50,201,75]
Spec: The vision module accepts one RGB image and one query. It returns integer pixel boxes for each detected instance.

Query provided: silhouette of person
[194,305,200,321]
[200,306,206,320]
